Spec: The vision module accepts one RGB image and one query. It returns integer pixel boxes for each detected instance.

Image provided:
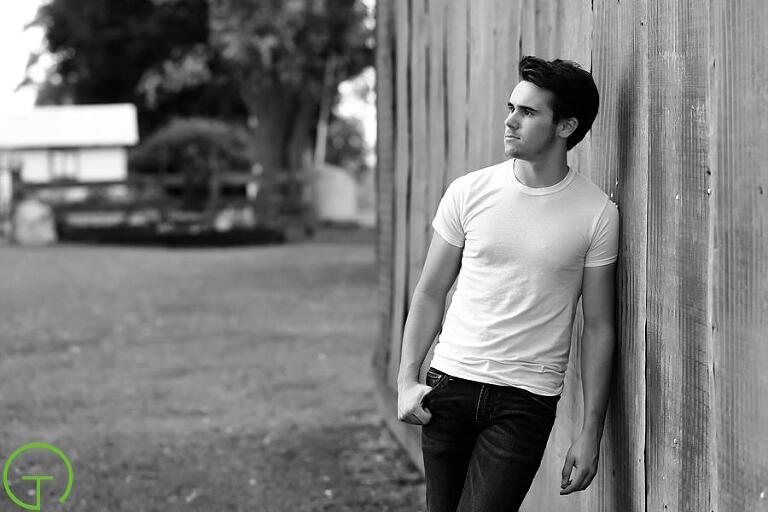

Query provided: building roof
[0,103,139,149]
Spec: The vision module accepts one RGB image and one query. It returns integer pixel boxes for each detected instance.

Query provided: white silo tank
[312,163,359,224]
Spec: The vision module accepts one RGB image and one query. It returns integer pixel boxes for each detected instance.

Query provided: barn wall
[374,1,768,510]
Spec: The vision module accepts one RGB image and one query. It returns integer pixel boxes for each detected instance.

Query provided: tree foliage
[208,0,374,171]
[29,0,247,135]
[209,0,373,101]
[129,117,254,176]
[29,0,374,174]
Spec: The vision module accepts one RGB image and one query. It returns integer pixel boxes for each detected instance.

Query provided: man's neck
[512,153,569,188]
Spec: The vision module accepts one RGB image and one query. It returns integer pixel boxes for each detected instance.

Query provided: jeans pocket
[425,368,450,393]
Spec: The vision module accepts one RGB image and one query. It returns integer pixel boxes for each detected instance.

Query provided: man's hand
[397,381,434,425]
[559,434,600,495]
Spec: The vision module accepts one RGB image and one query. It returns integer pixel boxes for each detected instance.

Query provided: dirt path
[0,233,425,511]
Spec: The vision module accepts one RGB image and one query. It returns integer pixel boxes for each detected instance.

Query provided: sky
[0,2,46,114]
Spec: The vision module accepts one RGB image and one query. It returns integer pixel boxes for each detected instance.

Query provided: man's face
[503,80,559,160]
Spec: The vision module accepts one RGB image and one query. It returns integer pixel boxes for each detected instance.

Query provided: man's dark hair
[518,56,599,150]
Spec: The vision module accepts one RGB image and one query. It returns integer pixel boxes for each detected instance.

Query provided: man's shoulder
[449,160,507,190]
[569,170,613,205]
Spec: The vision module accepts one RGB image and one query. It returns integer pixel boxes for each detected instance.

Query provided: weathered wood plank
[710,2,768,510]
[533,0,557,58]
[407,0,430,306]
[387,0,412,387]
[645,2,712,511]
[426,0,447,225]
[519,0,536,58]
[444,0,469,182]
[372,0,396,381]
[557,0,592,178]
[488,0,522,165]
[582,0,648,511]
[466,1,496,169]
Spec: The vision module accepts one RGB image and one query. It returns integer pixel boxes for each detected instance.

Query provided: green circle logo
[2,442,74,511]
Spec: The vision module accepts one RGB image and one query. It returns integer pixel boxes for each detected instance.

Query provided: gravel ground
[0,229,425,511]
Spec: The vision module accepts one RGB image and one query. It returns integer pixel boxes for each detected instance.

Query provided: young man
[397,56,619,511]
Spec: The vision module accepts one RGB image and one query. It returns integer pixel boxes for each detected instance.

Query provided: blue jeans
[421,367,559,512]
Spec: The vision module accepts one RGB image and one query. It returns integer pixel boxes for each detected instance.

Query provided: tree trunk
[245,91,317,179]
[248,98,292,174]
[288,101,317,172]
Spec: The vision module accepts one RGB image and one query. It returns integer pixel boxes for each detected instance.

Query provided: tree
[207,0,374,173]
[28,0,374,176]
[27,0,248,135]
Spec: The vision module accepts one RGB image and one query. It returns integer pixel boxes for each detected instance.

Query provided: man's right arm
[397,232,462,425]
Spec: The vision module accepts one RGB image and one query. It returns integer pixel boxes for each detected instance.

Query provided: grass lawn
[0,231,424,511]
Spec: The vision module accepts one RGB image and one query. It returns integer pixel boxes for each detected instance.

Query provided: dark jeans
[421,367,559,512]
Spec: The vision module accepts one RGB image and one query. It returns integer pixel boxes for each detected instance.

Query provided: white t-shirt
[430,158,620,396]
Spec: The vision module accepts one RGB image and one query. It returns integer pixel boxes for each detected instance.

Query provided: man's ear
[557,117,578,139]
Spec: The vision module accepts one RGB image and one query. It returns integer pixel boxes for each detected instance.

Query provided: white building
[0,103,139,184]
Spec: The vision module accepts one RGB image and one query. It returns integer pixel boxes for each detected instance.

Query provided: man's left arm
[560,262,617,495]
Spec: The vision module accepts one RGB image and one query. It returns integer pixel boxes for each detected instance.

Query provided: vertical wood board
[444,0,470,182]
[373,0,397,380]
[557,1,592,178]
[519,0,536,60]
[580,0,649,510]
[426,0,448,219]
[466,2,496,169]
[711,1,768,510]
[387,0,412,386]
[645,3,712,511]
[533,0,557,58]
[407,0,430,305]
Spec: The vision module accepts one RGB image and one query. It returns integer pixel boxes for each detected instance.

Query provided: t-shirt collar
[505,158,575,196]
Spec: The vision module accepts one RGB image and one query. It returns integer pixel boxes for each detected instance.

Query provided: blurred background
[1,0,377,245]
[0,1,427,511]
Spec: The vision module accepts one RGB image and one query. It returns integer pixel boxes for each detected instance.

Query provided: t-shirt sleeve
[431,178,465,247]
[585,199,620,267]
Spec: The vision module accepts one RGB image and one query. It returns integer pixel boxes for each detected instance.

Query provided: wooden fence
[373,1,768,510]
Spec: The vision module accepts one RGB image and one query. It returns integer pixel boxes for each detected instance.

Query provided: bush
[129,118,254,176]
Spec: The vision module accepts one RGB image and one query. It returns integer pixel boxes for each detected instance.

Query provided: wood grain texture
[519,0,536,59]
[558,1,592,178]
[407,0,429,305]
[426,0,448,223]
[372,0,396,382]
[584,1,648,510]
[533,0,557,58]
[710,1,768,510]
[466,2,496,169]
[444,0,470,182]
[645,3,712,511]
[387,0,412,387]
